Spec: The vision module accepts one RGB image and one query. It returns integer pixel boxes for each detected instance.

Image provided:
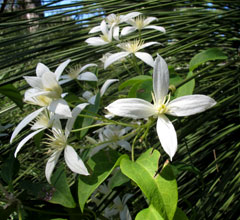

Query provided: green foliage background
[0,0,239,219]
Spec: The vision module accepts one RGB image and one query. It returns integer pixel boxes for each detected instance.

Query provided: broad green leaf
[136,205,164,220]
[78,150,127,212]
[169,74,182,86]
[80,92,100,138]
[176,71,195,97]
[173,208,189,220]
[49,165,76,208]
[120,148,178,220]
[119,75,152,90]
[108,168,130,190]
[189,48,227,72]
[128,79,152,101]
[0,154,19,185]
[0,84,23,108]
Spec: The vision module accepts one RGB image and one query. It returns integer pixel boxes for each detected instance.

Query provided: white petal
[55,59,71,81]
[89,144,108,157]
[153,54,169,104]
[121,26,137,36]
[65,103,89,138]
[36,63,51,77]
[122,193,133,205]
[24,89,51,100]
[41,71,59,90]
[64,145,89,175]
[139,41,160,50]
[167,95,216,117]
[135,52,154,67]
[100,20,108,36]
[14,128,45,157]
[106,98,155,119]
[45,150,62,184]
[121,11,142,22]
[59,78,72,85]
[113,26,120,40]
[80,63,97,73]
[100,79,119,96]
[77,72,98,81]
[104,52,129,69]
[144,25,166,33]
[85,37,109,46]
[10,107,45,143]
[24,76,43,89]
[143,17,158,26]
[88,95,96,105]
[49,98,72,118]
[120,205,132,220]
[89,25,101,33]
[157,115,177,160]
[117,140,131,151]
[82,90,93,100]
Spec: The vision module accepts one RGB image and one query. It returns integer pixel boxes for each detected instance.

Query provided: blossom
[90,125,132,156]
[106,55,216,160]
[85,20,113,46]
[59,63,98,84]
[121,15,166,36]
[45,103,89,183]
[82,79,119,105]
[104,40,159,69]
[89,12,141,40]
[24,60,72,118]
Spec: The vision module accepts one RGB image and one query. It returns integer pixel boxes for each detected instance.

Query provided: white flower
[82,79,119,105]
[45,103,89,183]
[24,60,72,118]
[90,125,132,156]
[106,55,216,160]
[85,20,113,46]
[104,40,159,69]
[121,15,166,36]
[59,63,98,84]
[13,110,54,157]
[89,12,141,41]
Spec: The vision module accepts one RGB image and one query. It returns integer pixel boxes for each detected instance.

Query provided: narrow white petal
[42,71,59,90]
[10,107,45,143]
[49,98,72,118]
[106,98,155,119]
[59,78,72,85]
[82,91,93,100]
[117,140,131,151]
[139,41,160,50]
[120,206,132,220]
[100,79,119,96]
[104,52,129,69]
[77,72,98,81]
[65,103,89,138]
[89,144,108,157]
[45,150,62,184]
[121,26,137,36]
[122,193,134,205]
[88,95,96,105]
[24,76,43,89]
[167,95,216,117]
[55,59,71,81]
[135,52,154,67]
[143,17,158,26]
[85,37,108,46]
[79,63,97,73]
[153,54,169,104]
[157,115,177,160]
[14,128,45,157]
[89,25,101,33]
[64,145,89,175]
[144,25,166,33]
[24,89,51,100]
[121,11,142,22]
[36,63,51,77]
[100,20,108,36]
[113,26,120,40]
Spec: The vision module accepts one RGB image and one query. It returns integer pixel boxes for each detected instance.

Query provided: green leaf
[49,165,76,208]
[172,162,201,177]
[0,84,23,108]
[189,48,227,72]
[135,80,153,102]
[108,168,130,190]
[173,208,189,220]
[176,71,195,97]
[78,150,127,212]
[1,154,19,184]
[136,205,164,220]
[118,75,152,90]
[120,148,178,220]
[80,92,100,138]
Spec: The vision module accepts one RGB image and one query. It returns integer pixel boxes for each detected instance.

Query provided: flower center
[152,92,170,116]
[134,15,145,29]
[100,34,111,43]
[119,39,144,53]
[68,65,81,79]
[106,14,120,26]
[157,104,167,114]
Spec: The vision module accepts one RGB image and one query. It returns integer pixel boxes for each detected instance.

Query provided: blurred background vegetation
[0,0,239,219]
